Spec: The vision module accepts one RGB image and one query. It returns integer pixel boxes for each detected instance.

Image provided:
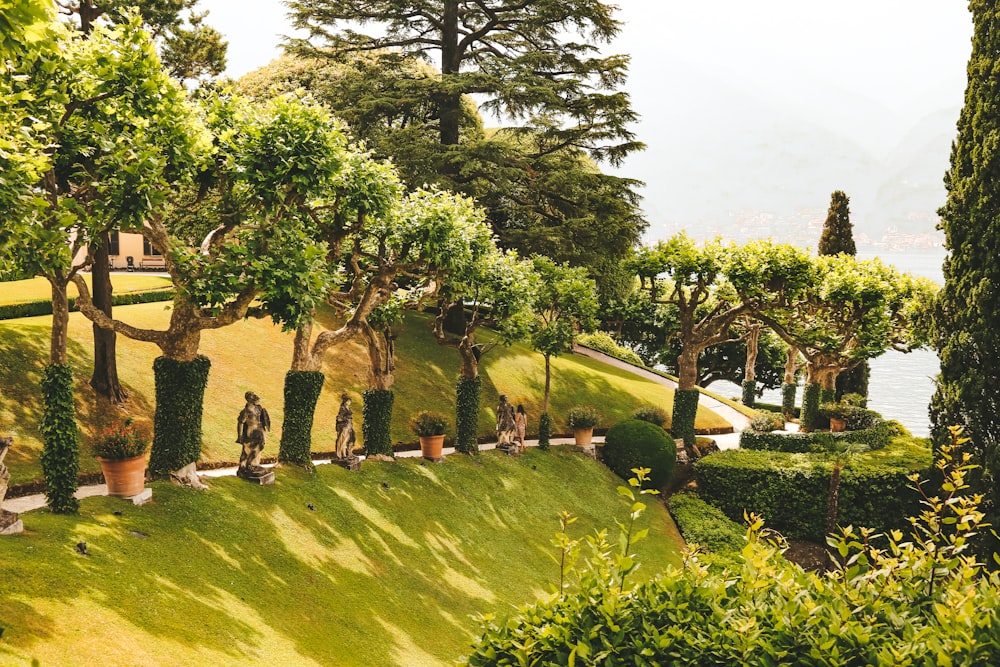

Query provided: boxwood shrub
[694,443,930,541]
[602,419,676,490]
[669,492,744,554]
[739,422,892,452]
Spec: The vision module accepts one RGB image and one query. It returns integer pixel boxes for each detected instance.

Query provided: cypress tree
[818,190,856,256]
[931,1,1000,521]
[818,189,867,399]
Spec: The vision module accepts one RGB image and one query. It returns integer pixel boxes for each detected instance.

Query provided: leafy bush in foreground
[466,430,1000,666]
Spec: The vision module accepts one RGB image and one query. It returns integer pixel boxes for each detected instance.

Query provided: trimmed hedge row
[575,333,645,366]
[739,422,892,452]
[694,446,930,541]
[0,288,175,320]
[668,492,744,554]
[758,399,800,418]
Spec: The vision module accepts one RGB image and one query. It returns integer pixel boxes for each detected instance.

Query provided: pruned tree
[630,235,751,451]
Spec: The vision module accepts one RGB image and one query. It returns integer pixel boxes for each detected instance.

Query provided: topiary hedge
[575,332,645,366]
[455,375,481,454]
[278,370,325,466]
[741,379,756,407]
[694,445,929,541]
[602,419,676,490]
[669,492,744,555]
[362,389,394,456]
[801,383,822,430]
[739,422,891,452]
[781,383,797,417]
[40,363,79,514]
[149,355,211,476]
[0,289,175,320]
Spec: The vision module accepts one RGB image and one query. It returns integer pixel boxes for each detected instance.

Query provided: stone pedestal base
[575,445,596,459]
[0,509,22,535]
[238,470,275,485]
[127,488,153,505]
[330,456,361,471]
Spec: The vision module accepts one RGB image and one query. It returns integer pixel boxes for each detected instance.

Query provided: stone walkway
[5,346,767,515]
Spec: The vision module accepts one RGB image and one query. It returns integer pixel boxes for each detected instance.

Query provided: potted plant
[819,402,850,432]
[410,411,448,460]
[566,405,601,448]
[93,419,149,497]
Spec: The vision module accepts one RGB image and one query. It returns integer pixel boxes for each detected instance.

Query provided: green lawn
[0,303,730,486]
[0,448,684,666]
[0,274,172,305]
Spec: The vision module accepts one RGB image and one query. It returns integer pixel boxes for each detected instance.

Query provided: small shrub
[566,405,601,429]
[632,405,668,428]
[603,419,676,489]
[410,410,448,437]
[669,492,745,554]
[92,419,149,460]
[575,331,645,366]
[844,406,881,431]
[749,410,784,433]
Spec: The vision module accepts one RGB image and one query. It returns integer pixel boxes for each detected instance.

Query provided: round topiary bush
[602,419,677,490]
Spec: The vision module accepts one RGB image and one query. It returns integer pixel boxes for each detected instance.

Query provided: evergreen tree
[931,1,1000,524]
[818,190,856,256]
[817,190,866,398]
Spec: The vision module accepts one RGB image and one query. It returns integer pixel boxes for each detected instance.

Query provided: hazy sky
[199,1,974,240]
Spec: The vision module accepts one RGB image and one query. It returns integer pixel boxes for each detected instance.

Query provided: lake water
[712,249,946,437]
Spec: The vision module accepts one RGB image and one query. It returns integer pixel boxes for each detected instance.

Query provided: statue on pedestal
[236,392,271,480]
[335,393,357,460]
[496,395,516,451]
[0,435,23,534]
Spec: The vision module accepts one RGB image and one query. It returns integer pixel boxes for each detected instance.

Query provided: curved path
[4,347,753,515]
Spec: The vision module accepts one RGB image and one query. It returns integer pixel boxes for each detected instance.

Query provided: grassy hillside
[0,302,729,485]
[0,448,684,666]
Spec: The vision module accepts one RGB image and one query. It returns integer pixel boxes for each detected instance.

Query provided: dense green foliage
[148,355,210,475]
[695,443,930,540]
[409,410,448,437]
[566,405,601,430]
[748,410,785,433]
[538,412,552,450]
[671,389,700,447]
[632,405,668,428]
[362,389,394,456]
[278,370,325,466]
[602,419,676,489]
[40,363,79,513]
[801,382,822,430]
[740,423,891,452]
[575,331,644,366]
[668,492,745,555]
[781,383,797,417]
[455,375,482,454]
[741,379,755,406]
[817,190,856,256]
[931,2,1000,537]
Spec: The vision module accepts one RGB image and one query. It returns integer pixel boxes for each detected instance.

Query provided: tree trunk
[826,460,844,536]
[438,0,462,148]
[543,353,552,413]
[49,277,70,365]
[676,346,699,391]
[291,321,321,372]
[362,324,394,391]
[90,234,127,403]
[744,323,761,383]
[784,346,799,384]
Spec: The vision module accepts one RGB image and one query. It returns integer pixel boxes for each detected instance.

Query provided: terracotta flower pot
[97,454,147,497]
[573,427,594,447]
[829,417,847,433]
[419,434,445,460]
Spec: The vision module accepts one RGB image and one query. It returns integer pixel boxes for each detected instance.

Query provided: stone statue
[335,393,357,460]
[496,394,516,450]
[236,391,270,479]
[0,435,22,534]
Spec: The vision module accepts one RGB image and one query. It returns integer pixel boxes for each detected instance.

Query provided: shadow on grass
[0,449,681,666]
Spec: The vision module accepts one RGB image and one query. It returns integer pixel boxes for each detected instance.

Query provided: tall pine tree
[817,190,867,399]
[931,1,1000,526]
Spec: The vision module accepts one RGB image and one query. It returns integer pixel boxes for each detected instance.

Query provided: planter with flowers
[93,419,149,497]
[566,405,601,449]
[410,411,449,461]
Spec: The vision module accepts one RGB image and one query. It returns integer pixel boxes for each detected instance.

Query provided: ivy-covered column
[362,389,394,457]
[149,355,211,476]
[781,383,797,420]
[40,363,79,514]
[671,388,700,450]
[741,380,756,407]
[279,370,325,466]
[455,376,481,454]
[538,413,552,450]
[800,383,822,432]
